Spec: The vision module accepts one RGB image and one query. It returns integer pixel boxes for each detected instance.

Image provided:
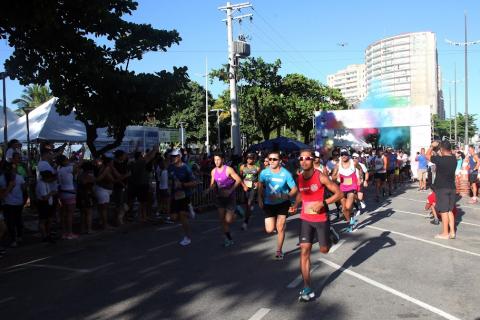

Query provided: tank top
[339,159,359,192]
[374,156,386,173]
[241,165,259,189]
[469,155,477,173]
[214,166,236,190]
[297,169,327,223]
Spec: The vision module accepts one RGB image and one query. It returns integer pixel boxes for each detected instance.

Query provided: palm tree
[12,84,53,116]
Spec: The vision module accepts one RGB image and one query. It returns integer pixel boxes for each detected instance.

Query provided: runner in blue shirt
[258,151,297,260]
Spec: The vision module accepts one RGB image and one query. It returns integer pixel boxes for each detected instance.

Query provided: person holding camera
[426,140,457,239]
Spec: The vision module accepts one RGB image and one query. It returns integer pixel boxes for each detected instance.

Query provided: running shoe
[360,201,366,209]
[275,250,284,260]
[223,238,234,247]
[349,217,358,231]
[299,287,315,302]
[430,218,439,225]
[241,222,248,231]
[354,209,361,217]
[329,227,340,244]
[179,236,192,246]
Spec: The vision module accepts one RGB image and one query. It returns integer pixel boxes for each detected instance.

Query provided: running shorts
[263,201,290,218]
[171,197,190,213]
[468,171,478,184]
[374,173,387,181]
[215,195,236,212]
[299,219,330,246]
[245,188,255,204]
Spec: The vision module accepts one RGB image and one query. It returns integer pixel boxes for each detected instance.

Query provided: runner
[352,152,369,212]
[208,153,242,247]
[386,147,397,195]
[332,149,363,232]
[466,145,479,204]
[289,149,343,302]
[258,151,297,259]
[372,149,388,202]
[239,153,260,231]
[313,151,327,174]
[168,149,196,246]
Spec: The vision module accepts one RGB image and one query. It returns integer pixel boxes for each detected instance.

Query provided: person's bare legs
[178,211,191,238]
[275,215,287,252]
[300,243,312,288]
[448,211,455,238]
[437,212,450,238]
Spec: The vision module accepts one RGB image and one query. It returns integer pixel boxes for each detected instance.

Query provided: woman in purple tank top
[207,153,242,247]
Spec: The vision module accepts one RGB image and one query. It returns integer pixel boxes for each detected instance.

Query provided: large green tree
[12,84,52,116]
[282,74,348,143]
[0,0,188,156]
[433,113,477,143]
[211,57,287,141]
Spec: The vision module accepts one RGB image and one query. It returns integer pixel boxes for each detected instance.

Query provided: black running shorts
[299,219,330,246]
[263,201,290,218]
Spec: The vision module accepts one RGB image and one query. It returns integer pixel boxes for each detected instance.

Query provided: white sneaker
[354,209,361,217]
[241,222,248,231]
[179,237,191,246]
[188,204,196,219]
[360,201,366,209]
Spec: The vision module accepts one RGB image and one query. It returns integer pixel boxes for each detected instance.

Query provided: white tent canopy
[0,98,86,142]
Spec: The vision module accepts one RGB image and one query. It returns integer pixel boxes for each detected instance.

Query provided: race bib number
[174,190,186,200]
[304,201,321,215]
[343,177,353,186]
[245,180,253,188]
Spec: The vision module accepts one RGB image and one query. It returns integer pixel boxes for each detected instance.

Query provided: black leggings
[4,204,24,243]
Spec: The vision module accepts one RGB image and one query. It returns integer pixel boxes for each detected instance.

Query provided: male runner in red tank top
[289,149,343,302]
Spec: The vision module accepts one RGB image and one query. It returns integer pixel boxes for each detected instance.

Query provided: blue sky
[1,0,480,124]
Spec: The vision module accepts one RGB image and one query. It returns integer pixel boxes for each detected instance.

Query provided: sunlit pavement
[1,183,479,320]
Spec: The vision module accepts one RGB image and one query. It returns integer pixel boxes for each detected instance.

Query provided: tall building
[327,64,366,107]
[364,31,443,117]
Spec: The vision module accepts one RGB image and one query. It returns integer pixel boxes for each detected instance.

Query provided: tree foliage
[0,0,188,156]
[12,84,53,116]
[434,113,478,143]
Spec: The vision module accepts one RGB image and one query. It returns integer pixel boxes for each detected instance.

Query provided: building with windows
[364,31,443,117]
[327,64,366,108]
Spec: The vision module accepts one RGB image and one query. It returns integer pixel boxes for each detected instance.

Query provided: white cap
[340,148,348,154]
[352,152,360,158]
[170,149,181,156]
[314,151,321,158]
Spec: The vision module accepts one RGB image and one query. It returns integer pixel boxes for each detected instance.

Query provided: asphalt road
[1,183,479,320]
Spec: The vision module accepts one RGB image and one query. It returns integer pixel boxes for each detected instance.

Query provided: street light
[0,72,8,148]
[195,57,210,155]
[211,109,223,151]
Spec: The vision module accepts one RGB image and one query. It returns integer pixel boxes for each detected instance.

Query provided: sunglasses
[340,153,349,157]
[352,156,358,159]
[298,156,314,161]
[268,158,279,161]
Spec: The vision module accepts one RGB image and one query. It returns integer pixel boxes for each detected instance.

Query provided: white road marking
[373,207,480,228]
[287,264,321,289]
[365,225,480,258]
[156,224,180,231]
[201,226,221,234]
[2,257,51,271]
[329,239,346,253]
[318,258,462,320]
[29,264,90,273]
[129,255,147,261]
[248,308,271,320]
[147,240,178,252]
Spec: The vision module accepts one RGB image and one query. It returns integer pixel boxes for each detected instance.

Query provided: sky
[1,0,480,125]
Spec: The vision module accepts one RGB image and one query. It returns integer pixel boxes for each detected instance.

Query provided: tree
[211,57,286,141]
[282,74,348,143]
[433,113,477,143]
[168,81,214,144]
[0,0,188,156]
[12,84,52,116]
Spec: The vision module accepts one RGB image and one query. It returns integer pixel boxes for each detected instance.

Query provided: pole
[464,12,469,145]
[217,110,221,151]
[449,83,452,140]
[2,75,7,148]
[26,111,31,174]
[179,122,185,148]
[454,64,457,145]
[205,56,210,155]
[226,2,241,156]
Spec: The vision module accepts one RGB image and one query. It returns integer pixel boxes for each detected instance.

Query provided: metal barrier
[190,174,246,209]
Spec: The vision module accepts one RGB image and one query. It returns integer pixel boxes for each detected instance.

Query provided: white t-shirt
[0,174,25,205]
[157,168,169,190]
[5,148,16,162]
[36,180,53,205]
[58,165,75,191]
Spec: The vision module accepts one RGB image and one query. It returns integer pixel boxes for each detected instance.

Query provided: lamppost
[22,105,34,176]
[0,72,8,148]
[195,57,210,155]
[446,12,480,145]
[211,109,223,151]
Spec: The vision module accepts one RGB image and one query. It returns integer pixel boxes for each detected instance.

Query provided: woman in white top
[0,162,26,247]
[56,155,79,240]
[155,157,169,215]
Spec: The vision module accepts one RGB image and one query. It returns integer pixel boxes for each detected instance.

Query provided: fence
[190,174,246,209]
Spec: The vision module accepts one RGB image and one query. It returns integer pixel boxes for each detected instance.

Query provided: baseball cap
[352,152,360,158]
[314,151,321,158]
[340,149,349,156]
[170,149,181,156]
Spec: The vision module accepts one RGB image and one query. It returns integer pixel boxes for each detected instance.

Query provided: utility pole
[0,72,7,147]
[446,12,480,146]
[179,122,185,148]
[204,57,210,155]
[211,109,223,151]
[219,2,252,156]
[454,65,457,145]
[449,82,452,140]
